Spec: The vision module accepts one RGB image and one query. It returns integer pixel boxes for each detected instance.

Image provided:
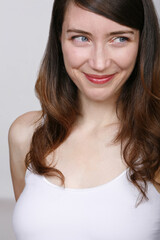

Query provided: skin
[60,3,140,128]
[9,3,160,201]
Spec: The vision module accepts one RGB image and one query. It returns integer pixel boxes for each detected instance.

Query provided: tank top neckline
[42,168,128,193]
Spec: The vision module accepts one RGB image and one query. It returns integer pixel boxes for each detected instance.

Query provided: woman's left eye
[112,37,129,43]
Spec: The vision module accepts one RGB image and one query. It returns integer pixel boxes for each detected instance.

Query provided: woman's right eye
[71,36,89,42]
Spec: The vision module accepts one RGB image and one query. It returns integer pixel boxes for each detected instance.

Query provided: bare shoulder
[154,168,160,194]
[8,111,42,157]
[9,111,42,143]
[8,111,42,201]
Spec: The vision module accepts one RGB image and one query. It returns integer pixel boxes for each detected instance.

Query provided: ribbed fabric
[13,168,160,240]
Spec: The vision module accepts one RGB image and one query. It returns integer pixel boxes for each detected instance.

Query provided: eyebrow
[67,28,135,36]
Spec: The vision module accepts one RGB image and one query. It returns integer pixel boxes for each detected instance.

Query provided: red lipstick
[84,73,115,84]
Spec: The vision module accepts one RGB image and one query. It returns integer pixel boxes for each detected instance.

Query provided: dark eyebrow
[108,31,134,36]
[67,28,135,36]
[67,29,92,36]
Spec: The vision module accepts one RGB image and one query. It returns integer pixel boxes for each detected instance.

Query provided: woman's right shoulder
[8,110,42,146]
[9,111,42,139]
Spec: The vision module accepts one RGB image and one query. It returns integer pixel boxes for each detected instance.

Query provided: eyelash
[71,36,89,42]
[111,36,129,44]
[71,35,129,45]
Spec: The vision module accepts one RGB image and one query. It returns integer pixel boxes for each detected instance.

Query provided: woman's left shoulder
[154,168,160,193]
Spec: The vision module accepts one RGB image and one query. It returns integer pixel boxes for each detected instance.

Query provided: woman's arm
[8,111,41,201]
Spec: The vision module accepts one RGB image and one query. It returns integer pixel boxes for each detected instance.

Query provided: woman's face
[61,2,140,103]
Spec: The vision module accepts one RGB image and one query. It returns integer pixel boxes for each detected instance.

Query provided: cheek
[62,43,88,69]
[113,45,138,71]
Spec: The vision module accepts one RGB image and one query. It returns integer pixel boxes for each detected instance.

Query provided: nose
[88,44,111,72]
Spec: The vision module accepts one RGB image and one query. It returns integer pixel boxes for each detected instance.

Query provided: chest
[46,128,127,189]
[13,170,160,240]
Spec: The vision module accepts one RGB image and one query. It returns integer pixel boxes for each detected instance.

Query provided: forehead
[62,2,134,33]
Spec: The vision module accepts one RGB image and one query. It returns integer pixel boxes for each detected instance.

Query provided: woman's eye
[72,36,88,42]
[112,37,129,44]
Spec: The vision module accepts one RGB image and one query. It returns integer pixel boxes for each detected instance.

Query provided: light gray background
[0,0,53,200]
[0,0,160,239]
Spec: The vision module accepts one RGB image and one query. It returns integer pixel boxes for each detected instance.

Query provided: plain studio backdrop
[0,0,160,239]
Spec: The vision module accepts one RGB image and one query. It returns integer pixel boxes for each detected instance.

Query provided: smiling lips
[84,73,115,84]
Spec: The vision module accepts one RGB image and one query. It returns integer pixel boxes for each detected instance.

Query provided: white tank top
[13,168,160,240]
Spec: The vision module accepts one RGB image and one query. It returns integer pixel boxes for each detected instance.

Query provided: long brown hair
[26,0,160,207]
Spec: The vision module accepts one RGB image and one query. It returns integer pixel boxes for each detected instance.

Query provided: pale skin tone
[9,3,160,201]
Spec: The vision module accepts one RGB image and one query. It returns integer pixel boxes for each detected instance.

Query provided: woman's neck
[76,93,120,131]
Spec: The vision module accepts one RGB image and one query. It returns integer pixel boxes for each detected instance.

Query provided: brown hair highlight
[26,0,160,207]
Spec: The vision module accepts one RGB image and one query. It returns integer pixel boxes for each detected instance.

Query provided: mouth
[84,73,116,84]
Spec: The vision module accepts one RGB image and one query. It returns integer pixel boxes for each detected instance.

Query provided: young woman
[9,0,160,239]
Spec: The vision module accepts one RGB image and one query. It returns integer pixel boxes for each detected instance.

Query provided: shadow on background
[0,198,16,240]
